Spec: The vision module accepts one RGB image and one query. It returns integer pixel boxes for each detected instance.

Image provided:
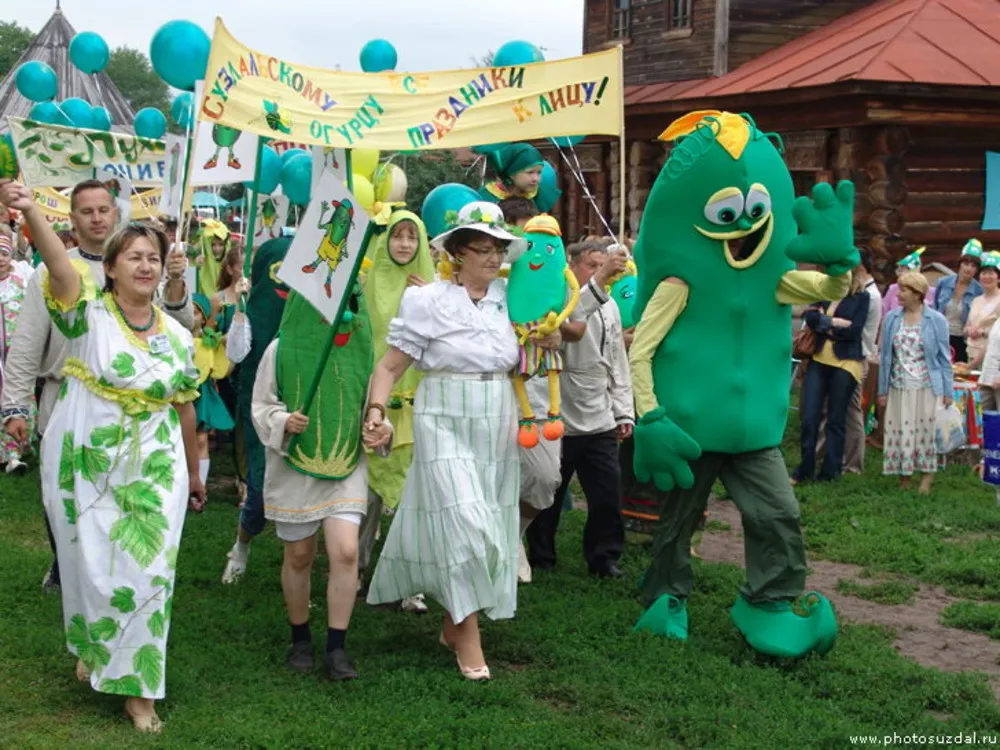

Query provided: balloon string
[553,143,619,244]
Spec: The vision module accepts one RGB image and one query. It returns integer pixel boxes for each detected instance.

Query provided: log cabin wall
[584,0,719,85]
[727,0,877,70]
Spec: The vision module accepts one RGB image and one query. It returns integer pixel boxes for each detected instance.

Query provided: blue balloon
[360,38,398,73]
[280,148,308,166]
[280,153,312,206]
[28,101,66,126]
[60,98,94,129]
[69,31,110,74]
[91,106,112,131]
[150,20,210,91]
[134,107,167,139]
[15,61,58,103]
[493,41,544,67]
[550,135,586,148]
[170,92,194,129]
[245,145,281,195]
[420,183,481,238]
[535,160,561,213]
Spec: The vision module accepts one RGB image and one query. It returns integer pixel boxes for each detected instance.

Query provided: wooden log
[874,126,911,156]
[853,193,874,224]
[909,128,1000,151]
[849,169,871,193]
[866,155,906,182]
[836,142,871,174]
[906,170,985,194]
[905,222,1000,246]
[903,203,984,225]
[869,233,908,256]
[907,150,987,171]
[869,180,908,207]
[869,207,904,234]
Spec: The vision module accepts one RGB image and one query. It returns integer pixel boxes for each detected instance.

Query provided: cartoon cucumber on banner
[301,199,355,297]
[204,125,243,170]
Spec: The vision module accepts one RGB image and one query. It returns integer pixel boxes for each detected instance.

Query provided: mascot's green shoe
[633,594,688,640]
[730,592,838,658]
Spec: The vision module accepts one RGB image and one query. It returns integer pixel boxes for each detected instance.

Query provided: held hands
[785,181,860,276]
[363,408,392,449]
[285,411,310,434]
[633,407,702,492]
[538,331,562,350]
[406,274,427,288]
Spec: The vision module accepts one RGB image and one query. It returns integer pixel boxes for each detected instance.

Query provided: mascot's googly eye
[704,190,745,226]
[268,261,282,283]
[546,243,556,256]
[744,185,772,221]
[526,241,535,252]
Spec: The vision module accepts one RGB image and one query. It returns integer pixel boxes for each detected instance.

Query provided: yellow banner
[32,187,164,220]
[198,19,623,151]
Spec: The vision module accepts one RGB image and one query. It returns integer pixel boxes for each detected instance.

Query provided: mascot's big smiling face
[694,183,774,270]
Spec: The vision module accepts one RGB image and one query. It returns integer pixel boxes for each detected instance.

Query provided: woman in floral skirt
[879,271,954,495]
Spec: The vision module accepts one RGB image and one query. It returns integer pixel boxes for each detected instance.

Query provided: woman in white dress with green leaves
[0,181,204,733]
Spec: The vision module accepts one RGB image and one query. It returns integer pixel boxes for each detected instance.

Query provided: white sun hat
[429,201,527,257]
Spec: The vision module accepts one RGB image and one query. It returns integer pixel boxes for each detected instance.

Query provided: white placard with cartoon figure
[161,134,187,219]
[253,193,290,249]
[311,146,347,196]
[278,169,369,323]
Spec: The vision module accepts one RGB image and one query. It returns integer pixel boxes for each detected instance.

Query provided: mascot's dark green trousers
[640,447,806,606]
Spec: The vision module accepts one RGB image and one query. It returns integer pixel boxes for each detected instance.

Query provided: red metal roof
[627,0,1000,105]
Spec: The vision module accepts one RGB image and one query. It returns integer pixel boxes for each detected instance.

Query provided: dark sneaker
[323,648,359,681]
[285,641,315,673]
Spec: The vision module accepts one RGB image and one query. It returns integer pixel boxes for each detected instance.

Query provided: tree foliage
[397,151,481,215]
[105,46,170,119]
[0,21,35,79]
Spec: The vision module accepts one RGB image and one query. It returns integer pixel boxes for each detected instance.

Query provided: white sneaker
[401,594,428,614]
[5,458,27,476]
[221,544,249,584]
[517,542,532,584]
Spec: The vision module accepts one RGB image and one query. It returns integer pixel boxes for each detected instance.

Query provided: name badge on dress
[148,334,171,355]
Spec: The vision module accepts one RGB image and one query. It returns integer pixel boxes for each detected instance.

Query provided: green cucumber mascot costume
[629,110,859,658]
[507,213,580,448]
[238,238,291,507]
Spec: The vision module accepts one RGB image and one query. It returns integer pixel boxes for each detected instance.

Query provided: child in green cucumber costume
[363,209,434,509]
[221,238,290,584]
[251,280,389,680]
[507,214,580,448]
[629,110,860,658]
[195,219,232,299]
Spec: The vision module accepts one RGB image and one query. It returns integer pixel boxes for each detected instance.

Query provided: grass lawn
[3,427,1000,749]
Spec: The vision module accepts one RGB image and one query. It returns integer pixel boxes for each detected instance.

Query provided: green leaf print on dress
[110,481,167,567]
[99,675,143,696]
[165,546,178,570]
[67,614,112,672]
[76,444,111,482]
[147,610,166,638]
[111,352,136,378]
[88,617,119,642]
[57,379,68,401]
[133,643,163,692]
[90,424,125,448]
[142,450,175,491]
[155,421,172,444]
[144,380,167,400]
[167,407,180,428]
[63,498,78,524]
[58,432,75,492]
[110,587,136,613]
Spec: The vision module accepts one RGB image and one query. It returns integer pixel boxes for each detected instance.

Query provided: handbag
[792,327,817,360]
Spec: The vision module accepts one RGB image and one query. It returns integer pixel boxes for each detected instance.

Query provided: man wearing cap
[0,179,193,592]
[930,239,984,363]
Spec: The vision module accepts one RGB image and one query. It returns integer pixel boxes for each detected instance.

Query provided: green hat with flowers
[896,247,925,270]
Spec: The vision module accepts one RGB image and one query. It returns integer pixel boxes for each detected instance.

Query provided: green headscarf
[275,288,374,480]
[480,143,543,204]
[363,209,434,449]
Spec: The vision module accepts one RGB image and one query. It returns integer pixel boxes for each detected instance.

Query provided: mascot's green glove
[785,181,860,277]
[633,407,702,492]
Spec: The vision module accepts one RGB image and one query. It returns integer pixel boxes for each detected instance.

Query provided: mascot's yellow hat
[523,214,561,237]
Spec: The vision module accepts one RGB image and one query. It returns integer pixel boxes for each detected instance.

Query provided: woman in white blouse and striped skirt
[365,203,550,681]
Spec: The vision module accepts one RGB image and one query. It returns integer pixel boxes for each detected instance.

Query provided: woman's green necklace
[114,295,156,332]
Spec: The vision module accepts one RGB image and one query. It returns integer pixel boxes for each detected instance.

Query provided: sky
[6,0,585,72]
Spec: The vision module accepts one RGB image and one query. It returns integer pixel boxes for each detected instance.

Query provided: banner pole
[242,136,266,279]
[288,151,362,453]
[617,43,626,242]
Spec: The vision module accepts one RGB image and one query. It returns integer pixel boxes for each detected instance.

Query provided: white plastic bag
[935,402,965,454]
